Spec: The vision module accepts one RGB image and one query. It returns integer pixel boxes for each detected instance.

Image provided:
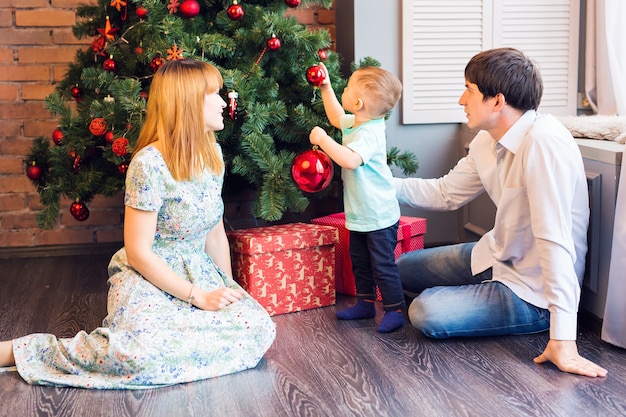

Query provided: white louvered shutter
[402,0,579,124]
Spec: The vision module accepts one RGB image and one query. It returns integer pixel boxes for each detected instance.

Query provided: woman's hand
[193,287,246,311]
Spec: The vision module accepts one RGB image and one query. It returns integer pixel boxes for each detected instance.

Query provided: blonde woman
[0,60,276,388]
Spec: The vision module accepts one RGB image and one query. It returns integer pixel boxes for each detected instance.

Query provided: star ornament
[97,16,118,42]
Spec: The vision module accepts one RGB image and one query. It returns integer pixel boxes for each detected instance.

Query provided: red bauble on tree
[118,163,128,174]
[52,128,64,145]
[26,161,42,181]
[70,85,82,100]
[103,56,117,72]
[104,131,115,144]
[267,34,281,51]
[89,117,108,136]
[179,0,200,18]
[226,1,244,20]
[306,64,326,87]
[285,0,301,7]
[136,6,149,19]
[69,200,90,221]
[317,49,328,61]
[150,56,165,72]
[291,148,334,193]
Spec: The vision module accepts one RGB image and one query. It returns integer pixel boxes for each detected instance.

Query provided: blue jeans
[350,222,405,311]
[396,242,550,338]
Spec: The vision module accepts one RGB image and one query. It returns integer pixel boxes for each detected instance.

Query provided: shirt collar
[497,110,537,154]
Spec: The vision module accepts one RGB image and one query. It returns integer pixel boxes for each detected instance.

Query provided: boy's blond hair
[351,66,402,118]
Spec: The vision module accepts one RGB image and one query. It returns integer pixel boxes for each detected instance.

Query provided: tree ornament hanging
[103,55,117,72]
[70,85,83,100]
[97,16,118,42]
[103,94,116,103]
[89,117,108,136]
[317,49,328,61]
[110,0,128,20]
[291,147,334,193]
[104,131,115,144]
[90,35,106,54]
[136,6,149,19]
[179,0,200,18]
[26,161,42,181]
[150,56,165,72]
[226,1,244,20]
[72,154,82,172]
[118,163,128,174]
[166,44,184,60]
[52,128,64,145]
[306,64,326,86]
[285,0,301,7]
[69,199,90,221]
[167,0,180,14]
[228,91,239,120]
[267,34,281,51]
[112,137,130,157]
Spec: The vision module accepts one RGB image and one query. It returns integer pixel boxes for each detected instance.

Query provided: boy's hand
[310,126,329,146]
[317,62,331,89]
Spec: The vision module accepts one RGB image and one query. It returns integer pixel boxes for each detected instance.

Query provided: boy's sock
[377,309,405,333]
[336,299,376,320]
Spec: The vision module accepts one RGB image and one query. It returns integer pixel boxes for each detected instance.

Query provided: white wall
[336,0,464,245]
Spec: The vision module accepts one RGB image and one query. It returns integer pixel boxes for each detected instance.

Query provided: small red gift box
[311,213,427,296]
[227,223,338,316]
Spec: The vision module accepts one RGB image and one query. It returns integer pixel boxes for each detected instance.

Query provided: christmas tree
[25,0,417,229]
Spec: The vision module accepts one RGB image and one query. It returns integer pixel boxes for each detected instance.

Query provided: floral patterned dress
[12,146,276,389]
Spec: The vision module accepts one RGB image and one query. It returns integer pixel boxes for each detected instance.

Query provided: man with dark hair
[395,47,607,377]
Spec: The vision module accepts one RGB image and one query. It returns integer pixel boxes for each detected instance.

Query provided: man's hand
[534,339,608,377]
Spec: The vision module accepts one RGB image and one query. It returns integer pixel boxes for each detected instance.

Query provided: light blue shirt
[342,118,400,232]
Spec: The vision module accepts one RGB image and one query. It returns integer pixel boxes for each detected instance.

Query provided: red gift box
[311,213,427,296]
[227,223,338,316]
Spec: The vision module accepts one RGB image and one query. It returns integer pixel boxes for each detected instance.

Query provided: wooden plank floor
[1,250,625,417]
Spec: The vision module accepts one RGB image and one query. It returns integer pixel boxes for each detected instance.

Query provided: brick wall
[0,1,336,250]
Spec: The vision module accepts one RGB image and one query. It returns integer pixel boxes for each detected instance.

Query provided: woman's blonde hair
[133,59,224,180]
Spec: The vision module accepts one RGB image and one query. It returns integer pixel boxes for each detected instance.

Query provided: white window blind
[402,0,579,124]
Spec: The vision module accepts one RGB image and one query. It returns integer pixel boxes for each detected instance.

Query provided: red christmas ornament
[267,35,281,51]
[285,0,301,7]
[103,56,117,72]
[89,117,108,136]
[136,6,149,19]
[112,137,129,157]
[105,131,115,144]
[90,35,106,54]
[69,200,90,221]
[70,85,82,100]
[291,148,334,193]
[306,64,326,87]
[317,49,328,61]
[179,0,200,18]
[72,155,81,172]
[118,163,128,174]
[226,1,244,20]
[150,56,165,72]
[26,162,42,181]
[228,91,239,120]
[52,128,64,145]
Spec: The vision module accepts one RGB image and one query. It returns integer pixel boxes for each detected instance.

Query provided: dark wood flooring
[1,248,625,417]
